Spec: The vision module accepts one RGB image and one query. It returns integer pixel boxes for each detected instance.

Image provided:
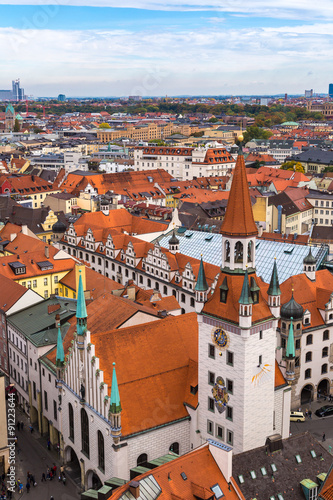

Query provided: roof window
[261,467,267,477]
[250,471,257,479]
[238,475,244,484]
[210,484,223,499]
[180,472,187,481]
[310,450,316,458]
[295,454,302,463]
[271,464,277,472]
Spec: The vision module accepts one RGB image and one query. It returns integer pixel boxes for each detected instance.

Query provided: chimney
[45,246,49,259]
[150,289,161,303]
[48,304,61,315]
[21,225,28,235]
[55,313,60,327]
[10,233,16,242]
[129,481,140,499]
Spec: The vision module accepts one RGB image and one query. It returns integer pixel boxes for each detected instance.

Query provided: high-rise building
[329,84,333,99]
[11,79,24,101]
[58,94,66,101]
[305,89,313,98]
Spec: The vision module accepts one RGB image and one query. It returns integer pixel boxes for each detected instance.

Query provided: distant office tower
[58,94,66,101]
[0,90,12,101]
[284,93,288,101]
[12,79,25,101]
[305,89,313,98]
[329,84,333,99]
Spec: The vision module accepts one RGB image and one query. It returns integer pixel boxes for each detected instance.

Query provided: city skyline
[0,1,333,97]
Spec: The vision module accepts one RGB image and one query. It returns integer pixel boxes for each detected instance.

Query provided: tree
[280,161,305,173]
[99,123,111,129]
[323,166,333,173]
[148,139,166,146]
[242,126,273,143]
[208,117,219,123]
[13,118,20,133]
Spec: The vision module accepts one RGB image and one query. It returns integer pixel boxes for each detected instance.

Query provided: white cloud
[0,22,332,95]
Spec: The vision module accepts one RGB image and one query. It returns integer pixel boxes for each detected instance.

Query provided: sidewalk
[296,398,333,454]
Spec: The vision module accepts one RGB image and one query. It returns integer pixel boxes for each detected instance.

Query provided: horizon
[0,1,333,96]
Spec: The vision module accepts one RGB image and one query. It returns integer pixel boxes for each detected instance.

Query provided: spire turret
[239,268,253,328]
[169,229,179,254]
[303,247,316,281]
[109,362,122,444]
[56,326,65,368]
[76,270,87,337]
[195,256,208,313]
[285,317,296,384]
[268,259,281,317]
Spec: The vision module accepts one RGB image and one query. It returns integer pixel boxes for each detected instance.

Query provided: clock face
[212,328,229,351]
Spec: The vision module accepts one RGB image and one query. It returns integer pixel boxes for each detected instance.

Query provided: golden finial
[238,133,244,142]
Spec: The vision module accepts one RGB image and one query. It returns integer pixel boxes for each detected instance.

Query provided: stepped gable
[220,149,258,237]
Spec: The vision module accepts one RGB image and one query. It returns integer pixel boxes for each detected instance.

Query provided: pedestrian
[30,474,35,485]
[49,470,53,481]
[26,481,30,494]
[20,421,23,431]
[323,433,326,442]
[29,425,33,434]
[47,439,50,450]
[305,408,308,417]
[309,410,312,419]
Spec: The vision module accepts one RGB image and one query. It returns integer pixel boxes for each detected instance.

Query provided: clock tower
[198,143,289,454]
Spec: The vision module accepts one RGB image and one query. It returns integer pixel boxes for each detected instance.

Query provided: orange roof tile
[220,151,258,237]
[274,360,286,389]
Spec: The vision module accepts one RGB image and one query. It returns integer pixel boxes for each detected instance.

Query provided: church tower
[198,141,287,454]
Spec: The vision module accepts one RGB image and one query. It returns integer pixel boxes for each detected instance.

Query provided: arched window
[305,351,312,362]
[190,297,195,307]
[147,279,151,287]
[172,289,176,297]
[247,241,253,262]
[169,442,179,455]
[81,408,90,458]
[306,334,313,345]
[321,364,328,374]
[322,346,328,358]
[304,317,310,325]
[163,286,168,295]
[224,240,230,263]
[282,322,286,330]
[329,313,333,320]
[234,241,243,263]
[305,368,311,379]
[137,454,148,467]
[323,330,329,341]
[296,323,301,330]
[97,430,105,472]
[68,403,74,441]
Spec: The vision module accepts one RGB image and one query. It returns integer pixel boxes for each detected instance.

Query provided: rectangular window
[33,280,37,288]
[216,425,224,440]
[44,278,48,286]
[208,397,215,413]
[44,390,48,411]
[54,276,58,283]
[44,290,48,298]
[53,400,57,421]
[227,350,234,366]
[33,381,36,400]
[227,379,233,394]
[227,430,233,445]
[208,371,215,385]
[226,406,233,421]
[207,420,213,435]
[209,344,215,359]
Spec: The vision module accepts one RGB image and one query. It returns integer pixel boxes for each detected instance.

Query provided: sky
[0,0,333,97]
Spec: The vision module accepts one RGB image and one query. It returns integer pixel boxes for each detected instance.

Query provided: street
[290,399,333,452]
[7,408,80,500]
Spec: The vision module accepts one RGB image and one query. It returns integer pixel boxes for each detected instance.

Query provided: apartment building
[134,146,235,180]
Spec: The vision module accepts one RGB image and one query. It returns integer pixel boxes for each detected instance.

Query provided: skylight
[238,475,244,484]
[250,471,257,479]
[211,484,224,499]
[271,464,277,472]
[261,467,267,476]
[180,472,187,481]
[295,454,302,463]
[310,450,316,458]
[277,495,284,500]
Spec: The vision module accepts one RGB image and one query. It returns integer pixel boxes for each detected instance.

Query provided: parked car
[290,411,305,422]
[315,405,333,418]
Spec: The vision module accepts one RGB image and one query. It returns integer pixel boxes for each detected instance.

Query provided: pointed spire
[169,228,179,245]
[76,270,87,336]
[110,362,121,414]
[268,259,281,296]
[195,256,208,292]
[56,325,64,367]
[239,268,253,305]
[220,148,258,237]
[286,317,296,358]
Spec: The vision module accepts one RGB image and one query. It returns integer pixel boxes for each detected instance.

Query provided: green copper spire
[56,326,64,367]
[286,317,296,359]
[195,256,208,292]
[268,259,281,296]
[76,270,87,336]
[239,268,253,305]
[110,362,121,414]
